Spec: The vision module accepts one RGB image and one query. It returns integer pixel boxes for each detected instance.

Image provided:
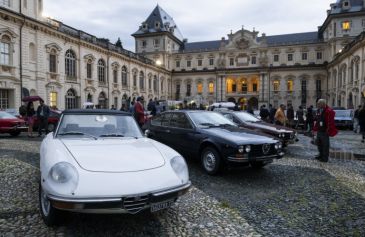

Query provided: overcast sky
[44,0,334,51]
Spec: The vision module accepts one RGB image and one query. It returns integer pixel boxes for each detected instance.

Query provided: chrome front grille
[123,195,149,214]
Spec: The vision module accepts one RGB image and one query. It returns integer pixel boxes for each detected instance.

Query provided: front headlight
[238,145,244,153]
[275,142,282,149]
[49,162,79,194]
[170,156,189,184]
[245,145,251,153]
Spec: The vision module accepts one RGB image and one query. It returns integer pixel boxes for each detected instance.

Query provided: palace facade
[0,0,365,110]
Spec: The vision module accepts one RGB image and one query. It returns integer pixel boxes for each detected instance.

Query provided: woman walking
[359,104,365,143]
[26,102,35,138]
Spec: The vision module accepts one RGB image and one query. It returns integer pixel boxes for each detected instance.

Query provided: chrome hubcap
[204,152,216,171]
[40,189,50,216]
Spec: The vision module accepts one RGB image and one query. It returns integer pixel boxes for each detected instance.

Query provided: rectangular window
[176,84,180,94]
[274,55,279,62]
[0,89,9,109]
[0,42,10,65]
[229,58,234,66]
[154,39,160,47]
[288,54,293,61]
[113,70,118,83]
[252,83,258,92]
[342,21,351,31]
[316,80,322,99]
[198,59,202,67]
[251,56,256,65]
[302,53,307,60]
[49,54,57,73]
[186,84,191,96]
[209,82,214,93]
[49,92,57,108]
[287,80,293,91]
[87,63,92,79]
[142,40,147,47]
[334,22,337,37]
[209,58,214,66]
[317,52,322,60]
[273,81,279,91]
[187,60,191,68]
[301,80,307,105]
[176,61,180,68]
[114,97,118,109]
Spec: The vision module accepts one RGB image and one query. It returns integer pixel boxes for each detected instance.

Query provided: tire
[39,182,61,226]
[201,146,222,175]
[9,131,21,137]
[47,123,55,132]
[250,161,267,169]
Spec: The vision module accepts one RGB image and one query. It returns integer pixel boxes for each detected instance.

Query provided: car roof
[62,109,131,115]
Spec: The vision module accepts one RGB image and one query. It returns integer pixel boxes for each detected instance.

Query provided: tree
[115,37,123,48]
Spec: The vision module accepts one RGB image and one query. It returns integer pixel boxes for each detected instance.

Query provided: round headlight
[238,145,244,153]
[49,162,78,194]
[170,156,189,184]
[245,145,251,153]
[275,142,282,150]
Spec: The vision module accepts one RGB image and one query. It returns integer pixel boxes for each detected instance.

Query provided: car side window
[223,114,233,121]
[161,113,172,127]
[170,113,193,129]
[151,114,163,126]
[232,116,241,124]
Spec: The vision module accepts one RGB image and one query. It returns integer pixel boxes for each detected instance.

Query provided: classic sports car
[0,111,27,136]
[145,111,284,175]
[220,111,298,146]
[39,109,191,226]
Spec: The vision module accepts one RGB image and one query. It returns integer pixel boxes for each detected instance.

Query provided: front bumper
[46,181,191,214]
[226,151,285,163]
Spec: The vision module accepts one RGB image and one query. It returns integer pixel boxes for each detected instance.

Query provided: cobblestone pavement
[0,131,364,236]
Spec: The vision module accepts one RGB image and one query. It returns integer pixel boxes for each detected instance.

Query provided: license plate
[151,199,174,212]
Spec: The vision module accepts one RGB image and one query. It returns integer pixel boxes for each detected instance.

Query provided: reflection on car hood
[245,121,293,133]
[62,138,165,172]
[204,127,278,145]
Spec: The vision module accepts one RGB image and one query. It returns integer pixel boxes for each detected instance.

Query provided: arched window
[350,61,354,83]
[29,43,36,62]
[86,59,92,79]
[338,70,342,87]
[161,79,164,93]
[98,92,107,109]
[49,49,57,73]
[197,82,203,94]
[113,69,118,84]
[121,66,127,86]
[273,80,280,91]
[87,93,92,103]
[186,84,191,96]
[209,82,214,93]
[287,80,293,92]
[49,92,57,108]
[342,66,347,86]
[0,35,11,65]
[139,71,144,89]
[333,70,337,88]
[65,49,76,78]
[241,80,247,93]
[148,74,152,90]
[153,75,158,92]
[98,59,105,83]
[133,70,137,87]
[355,62,359,81]
[65,89,77,109]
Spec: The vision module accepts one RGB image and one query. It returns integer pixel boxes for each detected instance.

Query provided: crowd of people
[19,100,50,138]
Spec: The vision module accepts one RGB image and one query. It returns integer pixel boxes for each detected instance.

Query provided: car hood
[245,121,293,134]
[61,138,165,172]
[203,127,277,145]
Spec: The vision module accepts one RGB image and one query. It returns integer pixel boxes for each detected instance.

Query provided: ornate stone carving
[235,38,250,50]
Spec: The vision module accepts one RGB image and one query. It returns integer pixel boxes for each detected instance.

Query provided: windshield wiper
[99,133,125,138]
[199,122,217,128]
[58,132,98,140]
[217,123,236,127]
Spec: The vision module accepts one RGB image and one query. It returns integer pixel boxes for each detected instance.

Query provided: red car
[0,111,27,136]
[32,110,61,132]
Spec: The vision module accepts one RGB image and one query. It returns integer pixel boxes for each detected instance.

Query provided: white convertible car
[39,109,191,226]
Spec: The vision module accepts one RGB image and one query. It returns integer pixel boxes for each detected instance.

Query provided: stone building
[0,0,364,111]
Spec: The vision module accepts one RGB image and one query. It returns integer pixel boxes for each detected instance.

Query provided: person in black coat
[358,104,365,143]
[36,100,50,137]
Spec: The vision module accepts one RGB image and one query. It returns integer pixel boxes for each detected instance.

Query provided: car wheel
[47,123,55,132]
[39,182,60,226]
[9,131,21,137]
[201,147,222,175]
[250,161,267,169]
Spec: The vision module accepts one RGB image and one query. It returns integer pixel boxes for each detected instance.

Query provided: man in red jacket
[313,99,338,162]
[134,97,145,128]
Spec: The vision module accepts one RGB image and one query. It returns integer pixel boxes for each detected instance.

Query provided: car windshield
[335,110,352,117]
[188,112,236,128]
[0,111,17,119]
[235,112,260,122]
[56,114,143,139]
